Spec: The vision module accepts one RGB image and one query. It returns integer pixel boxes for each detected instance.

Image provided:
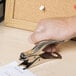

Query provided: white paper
[0,62,36,76]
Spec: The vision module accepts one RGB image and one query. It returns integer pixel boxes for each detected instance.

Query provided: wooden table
[0,23,76,76]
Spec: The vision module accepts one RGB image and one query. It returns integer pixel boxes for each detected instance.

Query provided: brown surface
[45,0,76,18]
[14,0,45,23]
[5,0,76,31]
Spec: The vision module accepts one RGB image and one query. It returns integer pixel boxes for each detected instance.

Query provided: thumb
[31,25,46,43]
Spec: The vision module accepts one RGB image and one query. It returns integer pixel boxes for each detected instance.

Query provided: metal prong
[23,57,40,69]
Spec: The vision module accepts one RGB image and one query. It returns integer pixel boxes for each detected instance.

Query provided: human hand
[30,18,76,52]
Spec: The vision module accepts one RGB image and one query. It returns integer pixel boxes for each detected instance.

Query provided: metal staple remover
[19,40,64,69]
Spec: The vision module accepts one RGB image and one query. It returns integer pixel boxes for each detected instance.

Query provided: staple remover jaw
[19,56,40,70]
[19,40,63,69]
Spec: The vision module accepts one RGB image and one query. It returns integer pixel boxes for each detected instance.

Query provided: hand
[30,18,76,52]
[31,18,75,43]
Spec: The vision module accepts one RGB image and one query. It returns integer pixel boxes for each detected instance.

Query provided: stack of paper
[0,62,36,76]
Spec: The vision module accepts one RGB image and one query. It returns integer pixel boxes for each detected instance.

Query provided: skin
[31,17,76,52]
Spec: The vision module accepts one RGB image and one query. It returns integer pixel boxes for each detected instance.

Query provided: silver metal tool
[19,40,64,69]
